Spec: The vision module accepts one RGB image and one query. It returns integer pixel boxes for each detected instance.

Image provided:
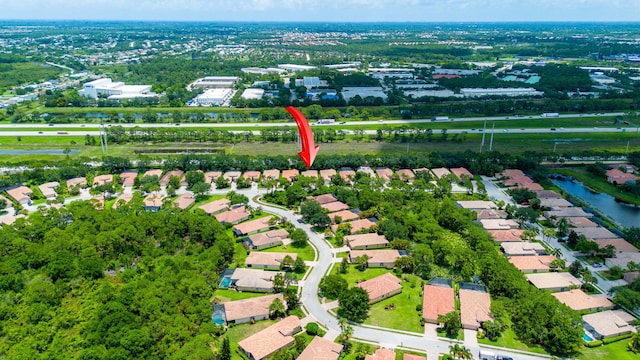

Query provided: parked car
[593,263,603,268]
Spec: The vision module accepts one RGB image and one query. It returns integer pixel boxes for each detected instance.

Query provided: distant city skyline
[1,0,639,23]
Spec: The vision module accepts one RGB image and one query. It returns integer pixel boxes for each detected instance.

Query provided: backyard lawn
[578,339,638,360]
[331,266,391,285]
[478,324,547,355]
[262,242,316,261]
[363,274,424,333]
[211,289,265,303]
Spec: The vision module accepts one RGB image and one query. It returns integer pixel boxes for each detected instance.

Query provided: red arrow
[286,106,319,168]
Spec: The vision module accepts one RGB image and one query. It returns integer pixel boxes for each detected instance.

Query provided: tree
[305,322,319,336]
[513,206,538,225]
[567,230,579,249]
[338,317,353,344]
[510,188,536,204]
[168,175,181,189]
[581,270,597,289]
[273,273,285,293]
[438,311,461,338]
[269,298,286,319]
[483,320,506,341]
[319,274,348,299]
[550,258,566,271]
[280,255,295,270]
[284,287,299,312]
[629,331,640,353]
[355,255,369,271]
[191,182,210,199]
[339,257,349,274]
[556,217,569,238]
[448,344,472,360]
[293,256,305,274]
[185,170,205,190]
[568,261,584,277]
[299,200,330,228]
[290,228,308,246]
[338,287,370,323]
[215,176,230,189]
[220,337,231,360]
[394,256,415,273]
[609,265,623,279]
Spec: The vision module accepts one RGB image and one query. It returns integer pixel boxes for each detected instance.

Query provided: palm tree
[338,317,353,344]
[449,344,472,360]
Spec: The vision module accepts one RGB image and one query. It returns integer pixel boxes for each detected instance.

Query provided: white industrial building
[80,78,155,100]
[241,67,286,75]
[194,89,234,106]
[241,88,265,100]
[460,88,544,97]
[191,76,240,89]
[277,64,316,72]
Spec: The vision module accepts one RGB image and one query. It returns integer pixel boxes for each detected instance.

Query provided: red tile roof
[459,289,492,329]
[297,336,343,360]
[356,273,402,303]
[238,316,300,360]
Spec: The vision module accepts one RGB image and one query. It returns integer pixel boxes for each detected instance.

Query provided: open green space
[553,168,640,206]
[478,320,548,355]
[363,274,424,333]
[331,266,391,285]
[578,339,638,360]
[262,242,316,261]
[0,62,64,88]
[211,289,265,303]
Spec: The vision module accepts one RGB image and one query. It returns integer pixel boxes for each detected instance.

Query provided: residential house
[222,171,241,183]
[544,208,593,218]
[583,310,636,340]
[199,198,231,215]
[592,239,638,253]
[501,242,546,256]
[356,166,376,178]
[487,229,524,242]
[450,167,473,180]
[38,182,59,200]
[0,214,26,227]
[508,255,557,273]
[143,169,163,179]
[243,228,289,249]
[345,233,389,250]
[221,294,284,325]
[120,171,137,188]
[329,209,360,223]
[112,193,134,209]
[143,194,165,212]
[90,196,105,210]
[573,227,618,240]
[228,268,285,293]
[6,186,32,205]
[459,285,493,330]
[375,167,394,182]
[93,174,113,187]
[456,200,496,210]
[333,218,376,234]
[243,171,261,181]
[310,193,337,205]
[540,198,573,209]
[297,336,343,360]
[66,177,87,192]
[525,272,581,292]
[173,192,195,210]
[624,271,640,283]
[606,168,639,185]
[503,175,533,186]
[474,209,508,220]
[430,167,451,179]
[160,170,184,187]
[204,171,222,183]
[246,252,297,269]
[321,201,349,212]
[423,278,455,324]
[262,169,280,181]
[365,348,396,360]
[396,169,414,182]
[301,169,319,178]
[535,190,563,199]
[552,289,614,312]
[216,206,251,225]
[566,217,598,228]
[233,216,274,237]
[496,169,525,179]
[479,219,519,230]
[605,252,640,268]
[238,315,301,360]
[281,169,299,182]
[356,273,402,303]
[320,169,337,183]
[339,169,356,183]
[349,249,401,268]
[516,182,544,191]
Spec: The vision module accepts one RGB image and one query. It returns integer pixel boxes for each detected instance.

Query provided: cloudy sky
[1,0,638,22]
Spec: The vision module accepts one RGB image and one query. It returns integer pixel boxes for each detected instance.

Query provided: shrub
[585,340,603,348]
[305,322,319,336]
[416,304,423,312]
[603,333,632,344]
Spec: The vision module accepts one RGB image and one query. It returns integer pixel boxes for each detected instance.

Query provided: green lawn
[190,194,227,211]
[578,339,638,360]
[363,274,424,333]
[211,289,265,303]
[262,242,316,261]
[331,266,392,286]
[478,326,548,355]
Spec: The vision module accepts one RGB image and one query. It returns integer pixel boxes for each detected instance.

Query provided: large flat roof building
[80,78,155,100]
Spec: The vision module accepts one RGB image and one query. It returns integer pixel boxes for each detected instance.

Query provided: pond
[553,179,640,229]
[0,149,80,155]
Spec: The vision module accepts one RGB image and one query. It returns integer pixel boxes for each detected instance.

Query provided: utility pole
[480,120,487,152]
[489,123,495,151]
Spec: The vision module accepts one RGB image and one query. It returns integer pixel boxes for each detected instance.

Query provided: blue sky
[1,0,638,22]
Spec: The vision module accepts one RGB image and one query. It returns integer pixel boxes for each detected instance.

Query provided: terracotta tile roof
[320,169,337,182]
[487,229,524,242]
[297,336,343,360]
[282,169,299,181]
[120,171,137,187]
[311,194,337,205]
[321,201,349,212]
[143,169,163,178]
[606,169,640,183]
[65,177,87,192]
[38,182,59,199]
[199,198,231,214]
[339,169,356,182]
[246,252,297,268]
[345,233,389,249]
[356,166,375,177]
[357,273,402,303]
[525,272,581,291]
[540,198,573,208]
[301,170,318,178]
[160,170,183,185]
[503,175,533,185]
[430,167,451,179]
[112,193,134,209]
[243,171,261,181]
[535,190,562,199]
[349,249,401,266]
[329,210,359,223]
[396,169,414,181]
[459,289,493,329]
[143,194,165,208]
[215,206,250,224]
[501,242,546,256]
[238,316,300,360]
[456,200,496,210]
[375,168,394,182]
[5,186,32,203]
[592,238,638,253]
[552,289,613,311]
[573,227,618,240]
[223,294,284,322]
[205,171,222,183]
[262,169,280,180]
[474,209,508,220]
[422,284,454,322]
[223,171,241,181]
[566,217,598,227]
[544,208,593,218]
[480,219,519,230]
[450,167,473,179]
[508,255,557,272]
[516,182,544,191]
[365,348,396,360]
[90,196,105,210]
[245,229,289,248]
[0,214,26,226]
[583,310,635,338]
[173,192,196,210]
[497,169,525,178]
[233,216,274,235]
[334,218,376,234]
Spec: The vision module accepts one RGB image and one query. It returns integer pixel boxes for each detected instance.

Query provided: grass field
[478,318,548,355]
[262,242,316,261]
[578,339,638,360]
[363,274,424,333]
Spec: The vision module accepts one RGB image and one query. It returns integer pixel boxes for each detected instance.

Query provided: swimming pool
[212,313,225,325]
[583,333,594,342]
[219,276,232,288]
